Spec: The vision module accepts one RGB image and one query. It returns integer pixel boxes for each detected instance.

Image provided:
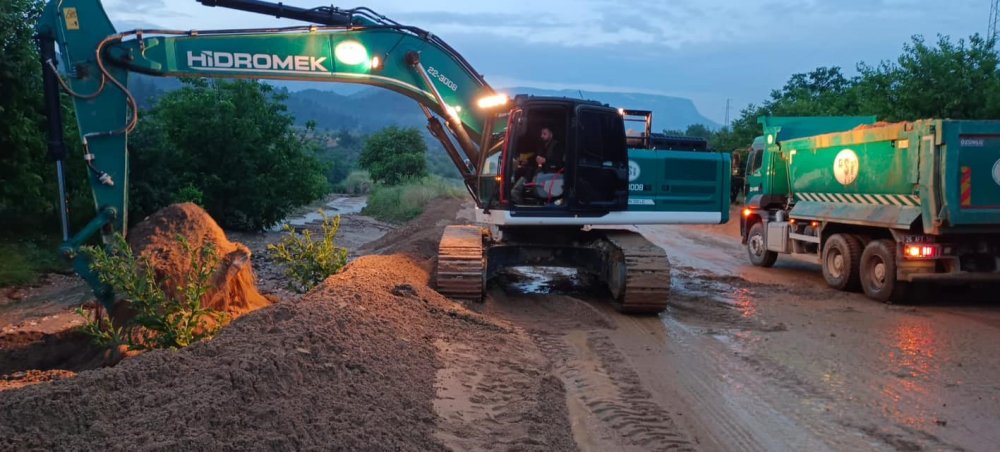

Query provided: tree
[129,79,328,231]
[358,126,428,185]
[0,0,90,232]
[857,34,1000,121]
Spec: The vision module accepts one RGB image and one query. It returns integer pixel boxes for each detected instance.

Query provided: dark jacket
[539,139,564,173]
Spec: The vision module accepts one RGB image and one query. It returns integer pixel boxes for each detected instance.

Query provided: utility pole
[724,98,731,128]
[990,0,999,46]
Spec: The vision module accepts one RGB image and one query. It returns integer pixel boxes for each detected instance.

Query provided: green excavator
[36,0,731,314]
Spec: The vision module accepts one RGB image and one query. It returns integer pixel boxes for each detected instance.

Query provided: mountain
[505,87,720,132]
[126,76,720,133]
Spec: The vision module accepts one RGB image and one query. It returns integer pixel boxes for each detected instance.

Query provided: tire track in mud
[531,330,693,451]
[485,289,695,451]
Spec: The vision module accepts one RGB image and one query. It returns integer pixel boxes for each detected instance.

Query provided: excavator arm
[35,0,508,306]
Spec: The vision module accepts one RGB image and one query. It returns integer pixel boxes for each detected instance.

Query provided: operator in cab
[511,126,564,204]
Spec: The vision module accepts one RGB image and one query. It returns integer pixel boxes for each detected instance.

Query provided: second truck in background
[740,116,1000,302]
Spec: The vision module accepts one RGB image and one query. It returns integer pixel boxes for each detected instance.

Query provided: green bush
[268,211,349,293]
[128,79,329,232]
[79,234,227,350]
[359,126,428,185]
[336,170,374,195]
[0,240,65,287]
[363,177,464,223]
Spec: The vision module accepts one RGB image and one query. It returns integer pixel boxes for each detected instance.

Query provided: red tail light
[903,244,939,259]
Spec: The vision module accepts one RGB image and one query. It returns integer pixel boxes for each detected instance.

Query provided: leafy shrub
[359,126,428,185]
[364,177,464,223]
[128,79,329,232]
[79,234,227,350]
[268,211,349,293]
[336,170,374,195]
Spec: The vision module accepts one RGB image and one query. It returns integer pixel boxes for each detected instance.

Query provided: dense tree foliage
[129,79,328,231]
[358,126,429,185]
[701,34,1000,157]
[0,0,90,231]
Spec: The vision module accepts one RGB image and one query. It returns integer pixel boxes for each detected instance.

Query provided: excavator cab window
[572,106,628,210]
[506,106,570,207]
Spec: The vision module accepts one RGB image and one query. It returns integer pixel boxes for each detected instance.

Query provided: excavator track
[436,225,485,302]
[599,230,671,314]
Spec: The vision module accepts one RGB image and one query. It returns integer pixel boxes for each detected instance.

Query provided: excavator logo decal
[186,51,329,74]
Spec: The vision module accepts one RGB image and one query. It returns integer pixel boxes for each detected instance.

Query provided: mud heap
[127,203,270,319]
[0,251,575,450]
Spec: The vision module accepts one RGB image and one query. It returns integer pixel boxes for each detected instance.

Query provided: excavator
[36,0,731,314]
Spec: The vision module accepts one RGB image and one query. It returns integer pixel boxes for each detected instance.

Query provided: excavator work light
[477,94,508,109]
[370,55,383,71]
[334,41,368,66]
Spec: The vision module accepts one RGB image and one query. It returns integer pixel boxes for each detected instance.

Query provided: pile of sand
[126,203,271,319]
[0,253,575,450]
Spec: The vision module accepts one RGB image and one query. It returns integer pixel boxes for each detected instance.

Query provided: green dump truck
[740,116,1000,302]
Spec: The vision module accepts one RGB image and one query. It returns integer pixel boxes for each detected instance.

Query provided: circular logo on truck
[993,158,1000,186]
[833,149,860,186]
[628,160,641,182]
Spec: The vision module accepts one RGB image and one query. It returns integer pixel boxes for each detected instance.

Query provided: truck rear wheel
[821,234,862,291]
[860,239,910,303]
[746,222,777,267]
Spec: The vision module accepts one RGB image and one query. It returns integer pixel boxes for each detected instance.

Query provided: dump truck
[740,116,1000,302]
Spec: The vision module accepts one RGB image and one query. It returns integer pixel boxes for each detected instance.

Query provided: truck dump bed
[768,118,1000,234]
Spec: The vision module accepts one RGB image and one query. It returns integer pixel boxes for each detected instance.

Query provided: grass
[0,238,67,287]
[363,177,464,223]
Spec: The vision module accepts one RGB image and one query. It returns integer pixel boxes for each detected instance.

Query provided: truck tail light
[742,208,751,218]
[903,244,940,259]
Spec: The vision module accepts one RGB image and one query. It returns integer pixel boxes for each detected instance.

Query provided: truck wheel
[821,234,862,291]
[746,222,777,267]
[860,239,910,303]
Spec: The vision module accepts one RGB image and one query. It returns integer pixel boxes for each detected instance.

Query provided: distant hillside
[283,89,426,132]
[127,76,720,133]
[506,87,719,132]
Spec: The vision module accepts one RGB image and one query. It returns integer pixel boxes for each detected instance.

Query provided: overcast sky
[105,0,987,124]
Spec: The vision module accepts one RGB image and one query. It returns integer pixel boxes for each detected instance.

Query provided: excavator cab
[497,96,628,215]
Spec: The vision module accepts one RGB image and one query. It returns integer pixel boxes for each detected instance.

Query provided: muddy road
[484,220,1000,451]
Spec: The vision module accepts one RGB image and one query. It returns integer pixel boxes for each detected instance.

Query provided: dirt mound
[0,330,105,375]
[361,198,464,263]
[128,203,270,319]
[0,254,575,450]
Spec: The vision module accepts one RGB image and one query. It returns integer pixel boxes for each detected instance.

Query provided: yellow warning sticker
[64,7,80,30]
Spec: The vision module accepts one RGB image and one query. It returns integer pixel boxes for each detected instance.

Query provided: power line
[989,0,999,45]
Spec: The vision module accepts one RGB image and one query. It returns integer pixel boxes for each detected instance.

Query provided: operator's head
[541,127,553,142]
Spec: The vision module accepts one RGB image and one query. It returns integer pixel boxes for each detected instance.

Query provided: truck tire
[821,234,862,291]
[746,222,777,267]
[860,239,910,303]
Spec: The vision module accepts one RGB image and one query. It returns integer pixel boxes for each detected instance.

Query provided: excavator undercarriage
[437,225,671,314]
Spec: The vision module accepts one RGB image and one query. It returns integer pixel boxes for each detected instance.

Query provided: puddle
[496,266,601,295]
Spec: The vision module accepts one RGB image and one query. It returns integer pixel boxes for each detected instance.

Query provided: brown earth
[127,202,271,319]
[0,199,577,451]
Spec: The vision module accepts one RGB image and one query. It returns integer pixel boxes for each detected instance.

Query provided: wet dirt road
[484,222,1000,451]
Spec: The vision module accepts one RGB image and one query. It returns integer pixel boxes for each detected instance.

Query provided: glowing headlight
[335,41,368,66]
[477,93,509,109]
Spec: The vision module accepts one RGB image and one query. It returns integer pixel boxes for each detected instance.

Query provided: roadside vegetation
[356,126,464,222]
[365,177,465,223]
[268,212,349,293]
[78,235,226,350]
